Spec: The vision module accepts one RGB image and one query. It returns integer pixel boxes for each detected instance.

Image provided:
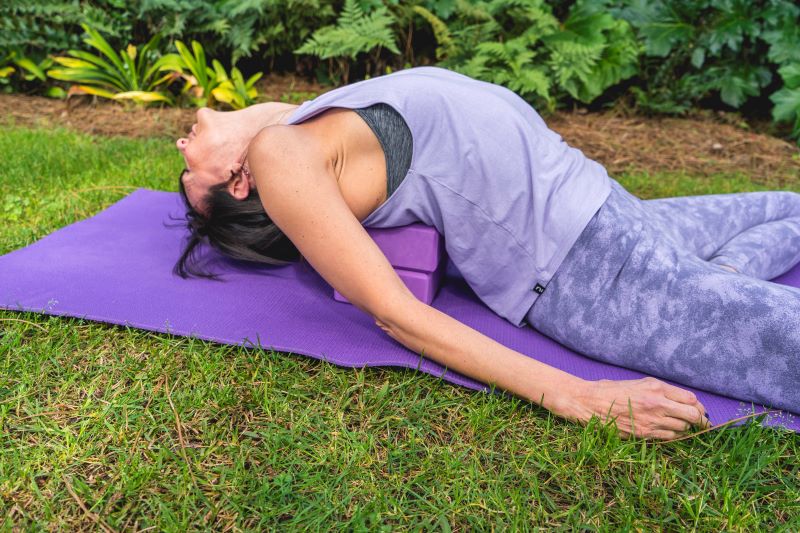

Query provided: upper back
[283,66,613,328]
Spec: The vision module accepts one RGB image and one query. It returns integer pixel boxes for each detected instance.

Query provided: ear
[227,161,254,200]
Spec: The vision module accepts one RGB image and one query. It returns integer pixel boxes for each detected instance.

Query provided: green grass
[1,125,800,530]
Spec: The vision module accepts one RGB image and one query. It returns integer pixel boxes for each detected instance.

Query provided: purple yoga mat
[1,189,798,432]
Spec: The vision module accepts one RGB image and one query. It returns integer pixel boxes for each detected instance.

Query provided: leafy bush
[0,51,66,97]
[0,0,138,58]
[158,40,264,109]
[47,24,175,103]
[132,0,338,69]
[295,0,401,84]
[213,66,263,110]
[1,0,799,145]
[610,0,800,115]
[158,40,222,108]
[771,63,800,141]
[416,0,640,110]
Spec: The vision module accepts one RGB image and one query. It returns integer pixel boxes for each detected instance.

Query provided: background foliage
[2,0,799,142]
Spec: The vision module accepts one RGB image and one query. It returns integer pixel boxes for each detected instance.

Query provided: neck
[228,102,301,162]
[250,102,300,128]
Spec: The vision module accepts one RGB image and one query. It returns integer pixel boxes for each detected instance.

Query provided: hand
[570,377,712,440]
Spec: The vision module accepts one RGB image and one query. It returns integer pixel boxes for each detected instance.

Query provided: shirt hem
[514,182,613,328]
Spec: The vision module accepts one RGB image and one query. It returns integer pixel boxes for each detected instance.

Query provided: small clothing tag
[533,283,546,294]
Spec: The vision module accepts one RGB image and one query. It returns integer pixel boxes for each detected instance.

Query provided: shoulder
[247,124,337,185]
[249,124,325,161]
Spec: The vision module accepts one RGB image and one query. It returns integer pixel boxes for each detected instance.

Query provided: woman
[175,66,800,440]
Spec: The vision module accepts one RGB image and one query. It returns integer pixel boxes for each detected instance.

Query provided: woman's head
[175,106,254,214]
[173,107,300,279]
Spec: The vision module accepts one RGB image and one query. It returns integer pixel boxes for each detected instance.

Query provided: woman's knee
[778,191,800,217]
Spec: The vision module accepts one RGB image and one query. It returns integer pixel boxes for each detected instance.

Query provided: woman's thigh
[642,189,800,259]
[527,182,800,413]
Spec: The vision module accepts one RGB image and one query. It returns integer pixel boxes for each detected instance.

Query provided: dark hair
[173,170,300,279]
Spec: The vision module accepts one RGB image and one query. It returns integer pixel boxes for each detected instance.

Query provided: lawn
[1,125,799,530]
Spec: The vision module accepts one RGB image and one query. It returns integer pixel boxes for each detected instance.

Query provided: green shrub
[771,63,800,141]
[611,0,800,114]
[212,65,264,110]
[133,0,338,68]
[0,50,66,97]
[47,23,174,104]
[294,0,401,84]
[158,40,264,109]
[1,0,799,146]
[418,0,640,110]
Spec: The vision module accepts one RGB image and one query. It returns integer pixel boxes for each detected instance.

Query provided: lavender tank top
[286,66,612,328]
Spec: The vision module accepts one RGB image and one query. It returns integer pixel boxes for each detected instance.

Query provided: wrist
[546,376,595,423]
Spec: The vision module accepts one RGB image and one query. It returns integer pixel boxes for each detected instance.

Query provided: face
[176,107,255,215]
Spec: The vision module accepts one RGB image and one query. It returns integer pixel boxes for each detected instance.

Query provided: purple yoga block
[334,223,447,305]
[364,224,445,273]
[334,262,446,305]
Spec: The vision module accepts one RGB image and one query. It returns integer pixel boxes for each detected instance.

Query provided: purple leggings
[526,178,800,413]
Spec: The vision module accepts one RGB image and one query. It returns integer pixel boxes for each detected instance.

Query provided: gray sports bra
[352,103,413,199]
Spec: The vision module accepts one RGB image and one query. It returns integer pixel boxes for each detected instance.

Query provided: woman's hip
[524,181,800,410]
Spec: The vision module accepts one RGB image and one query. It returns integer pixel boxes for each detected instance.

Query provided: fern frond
[412,5,457,61]
[294,0,400,60]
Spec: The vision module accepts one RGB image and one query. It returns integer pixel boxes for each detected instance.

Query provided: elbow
[374,315,394,335]
[374,313,406,344]
[372,291,420,339]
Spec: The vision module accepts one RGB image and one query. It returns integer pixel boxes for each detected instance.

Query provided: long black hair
[173,169,300,279]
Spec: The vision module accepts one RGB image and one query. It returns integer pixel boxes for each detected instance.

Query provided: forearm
[380,297,588,419]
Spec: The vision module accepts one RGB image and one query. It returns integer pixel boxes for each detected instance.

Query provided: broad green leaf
[640,21,694,57]
[81,23,126,74]
[770,86,800,122]
[690,47,705,68]
[47,68,123,88]
[718,72,760,108]
[114,90,172,103]
[245,71,263,88]
[45,86,67,99]
[211,86,239,105]
[153,54,184,73]
[73,84,117,99]
[51,57,96,69]
[62,50,122,81]
[14,57,46,81]
[778,63,800,89]
[212,59,229,82]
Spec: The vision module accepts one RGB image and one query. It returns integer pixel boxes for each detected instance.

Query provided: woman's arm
[247,125,710,440]
[380,296,711,439]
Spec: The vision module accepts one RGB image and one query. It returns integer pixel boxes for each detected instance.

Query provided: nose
[176,137,188,150]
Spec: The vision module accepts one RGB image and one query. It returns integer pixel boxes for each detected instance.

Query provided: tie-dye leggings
[525,178,800,414]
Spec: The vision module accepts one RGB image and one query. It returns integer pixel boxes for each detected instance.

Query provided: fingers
[660,416,695,433]
[662,383,697,405]
[656,382,712,426]
[664,401,706,426]
[648,429,680,440]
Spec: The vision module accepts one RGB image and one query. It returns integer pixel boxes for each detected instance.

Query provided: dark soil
[2,72,798,187]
